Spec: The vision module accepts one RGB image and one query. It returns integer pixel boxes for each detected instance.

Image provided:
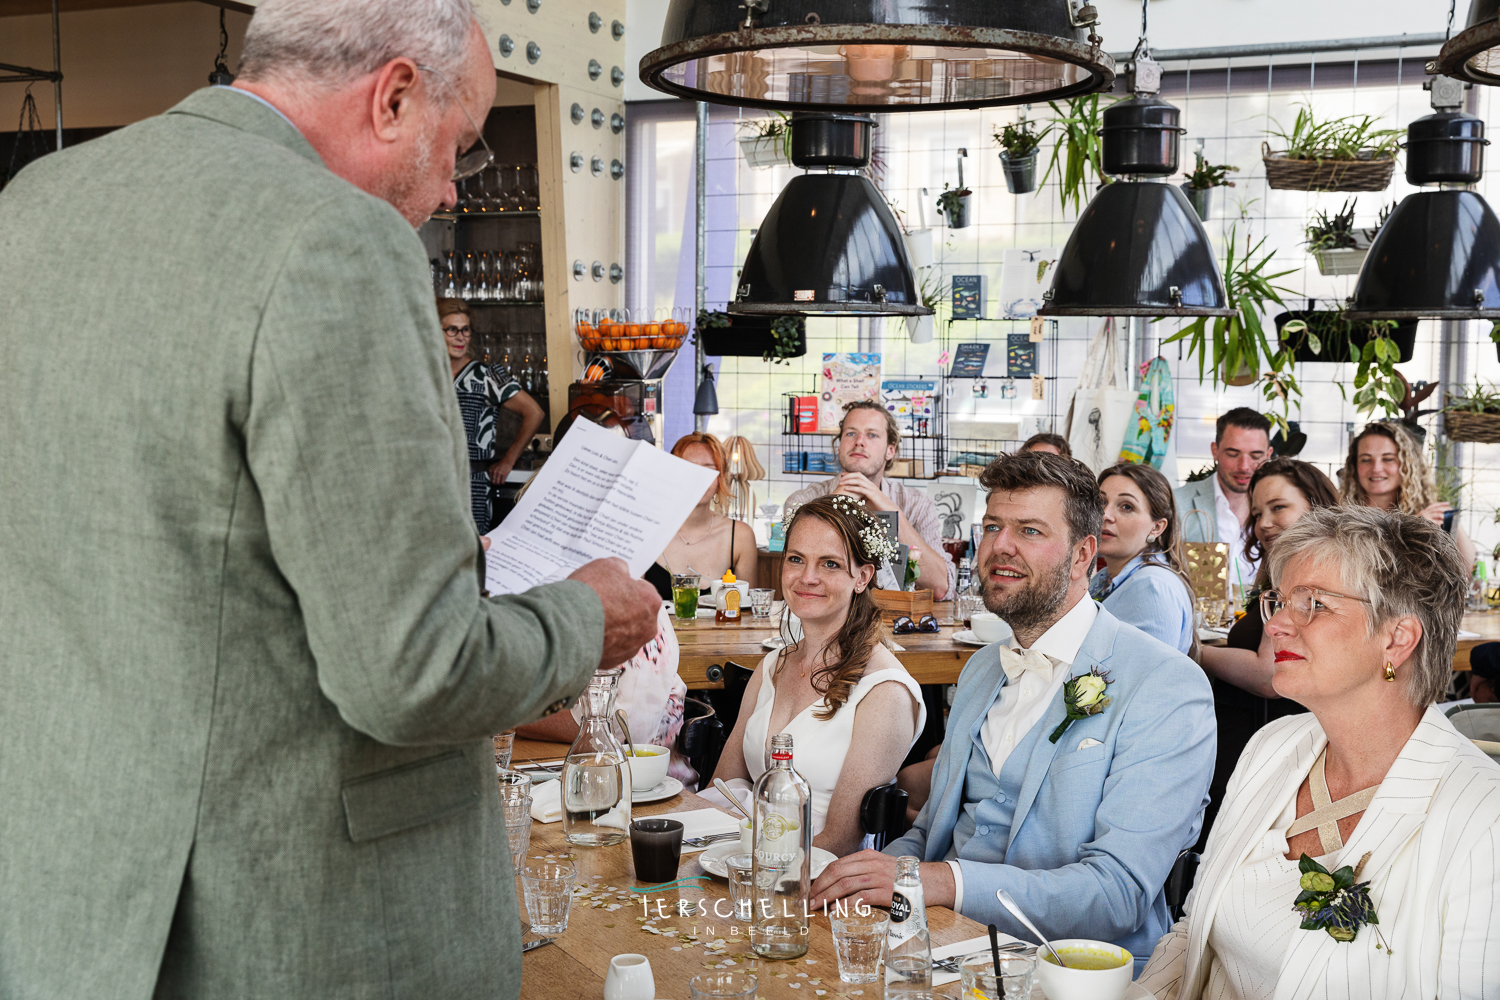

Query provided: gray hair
[1267,506,1467,707]
[238,0,478,88]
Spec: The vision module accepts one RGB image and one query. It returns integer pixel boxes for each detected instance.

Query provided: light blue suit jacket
[1174,477,1218,543]
[884,605,1215,970]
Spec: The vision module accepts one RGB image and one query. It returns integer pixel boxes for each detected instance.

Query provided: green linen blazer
[0,87,602,999]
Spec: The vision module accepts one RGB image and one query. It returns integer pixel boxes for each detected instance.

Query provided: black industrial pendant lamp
[1038,51,1233,318]
[1436,0,1500,86]
[639,0,1116,113]
[731,114,930,317]
[1348,75,1500,320]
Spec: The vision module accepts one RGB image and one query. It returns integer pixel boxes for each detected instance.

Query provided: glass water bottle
[562,666,631,847]
[884,856,932,999]
[750,733,811,960]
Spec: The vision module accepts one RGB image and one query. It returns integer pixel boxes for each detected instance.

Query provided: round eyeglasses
[1259,586,1372,628]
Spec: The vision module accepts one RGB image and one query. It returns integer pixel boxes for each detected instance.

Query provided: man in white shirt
[811,451,1216,972]
[784,401,955,599]
[1174,407,1272,588]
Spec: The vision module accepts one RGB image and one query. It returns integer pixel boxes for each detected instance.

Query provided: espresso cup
[629,818,684,883]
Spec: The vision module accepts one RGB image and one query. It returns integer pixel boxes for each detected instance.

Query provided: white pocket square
[1076,738,1103,750]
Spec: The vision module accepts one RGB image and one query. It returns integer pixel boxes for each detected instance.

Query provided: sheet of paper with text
[482,418,719,595]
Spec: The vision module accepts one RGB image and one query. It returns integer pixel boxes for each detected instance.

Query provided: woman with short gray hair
[1138,505,1500,998]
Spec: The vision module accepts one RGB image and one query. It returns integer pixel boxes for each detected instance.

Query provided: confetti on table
[797,972,809,978]
[604,923,616,929]
[789,984,801,990]
[806,959,818,964]
[815,992,826,996]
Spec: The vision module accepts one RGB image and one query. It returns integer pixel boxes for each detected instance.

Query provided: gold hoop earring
[1384,661,1397,682]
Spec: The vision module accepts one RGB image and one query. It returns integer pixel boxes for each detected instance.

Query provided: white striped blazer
[1135,706,1500,1000]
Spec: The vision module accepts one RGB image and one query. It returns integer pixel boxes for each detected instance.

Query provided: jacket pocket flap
[342,751,481,843]
[1047,741,1108,777]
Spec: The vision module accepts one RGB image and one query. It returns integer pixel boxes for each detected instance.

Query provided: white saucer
[632,777,684,804]
[697,841,836,880]
[761,636,788,651]
[952,630,991,647]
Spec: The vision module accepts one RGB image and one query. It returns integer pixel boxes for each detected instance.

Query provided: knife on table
[521,937,556,953]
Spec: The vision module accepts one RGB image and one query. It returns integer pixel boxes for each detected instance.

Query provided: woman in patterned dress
[439,299,544,532]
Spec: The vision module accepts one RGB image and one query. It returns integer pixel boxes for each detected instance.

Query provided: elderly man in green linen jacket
[0,2,662,998]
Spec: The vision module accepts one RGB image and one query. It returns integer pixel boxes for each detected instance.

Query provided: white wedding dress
[740,649,926,836]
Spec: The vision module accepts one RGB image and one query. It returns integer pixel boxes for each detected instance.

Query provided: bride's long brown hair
[779,495,887,720]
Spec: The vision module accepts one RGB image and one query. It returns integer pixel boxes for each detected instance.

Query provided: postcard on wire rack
[949,342,990,378]
[999,248,1060,319]
[482,418,718,594]
[818,352,882,433]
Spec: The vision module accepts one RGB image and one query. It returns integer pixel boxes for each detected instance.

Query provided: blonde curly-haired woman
[1338,421,1475,564]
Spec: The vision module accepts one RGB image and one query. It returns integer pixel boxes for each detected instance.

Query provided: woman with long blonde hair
[1339,421,1475,564]
[660,432,758,587]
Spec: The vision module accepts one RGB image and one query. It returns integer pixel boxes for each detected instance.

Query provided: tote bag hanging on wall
[1065,319,1136,474]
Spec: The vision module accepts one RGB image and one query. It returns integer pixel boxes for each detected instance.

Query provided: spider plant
[1041,93,1112,214]
[1266,104,1402,161]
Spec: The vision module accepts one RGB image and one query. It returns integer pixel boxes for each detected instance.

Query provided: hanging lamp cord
[212,8,232,82]
[1130,0,1149,64]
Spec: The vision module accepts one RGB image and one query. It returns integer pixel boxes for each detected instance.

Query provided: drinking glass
[483,164,505,211]
[519,164,540,210]
[459,252,476,300]
[724,854,755,921]
[957,593,986,629]
[498,770,532,867]
[441,251,459,298]
[501,164,524,210]
[475,251,492,301]
[672,573,701,620]
[749,589,775,619]
[960,948,1036,1000]
[521,861,576,933]
[829,909,887,984]
[494,730,515,770]
[689,970,757,1000]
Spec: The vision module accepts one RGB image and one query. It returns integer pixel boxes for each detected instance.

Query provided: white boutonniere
[1049,668,1112,744]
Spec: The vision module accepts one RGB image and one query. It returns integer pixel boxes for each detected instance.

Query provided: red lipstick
[1274,651,1305,663]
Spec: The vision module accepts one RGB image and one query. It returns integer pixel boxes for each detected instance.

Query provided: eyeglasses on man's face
[1259,586,1372,628]
[415,64,494,182]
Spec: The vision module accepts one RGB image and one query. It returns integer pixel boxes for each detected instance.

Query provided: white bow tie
[998,644,1054,683]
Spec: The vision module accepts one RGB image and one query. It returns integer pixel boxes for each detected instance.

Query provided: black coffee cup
[630,818,685,883]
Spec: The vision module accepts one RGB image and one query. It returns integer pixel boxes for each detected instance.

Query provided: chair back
[859,781,909,851]
[1448,703,1500,743]
[1165,849,1201,922]
[1472,739,1500,767]
[677,697,726,789]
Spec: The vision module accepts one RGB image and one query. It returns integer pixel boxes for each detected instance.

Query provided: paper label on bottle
[890,892,912,923]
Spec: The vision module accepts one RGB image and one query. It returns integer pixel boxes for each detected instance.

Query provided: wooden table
[518,785,987,1000]
[673,602,979,689]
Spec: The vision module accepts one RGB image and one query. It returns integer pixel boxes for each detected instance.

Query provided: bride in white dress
[710,493,926,857]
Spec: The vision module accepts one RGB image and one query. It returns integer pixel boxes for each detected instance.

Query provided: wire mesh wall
[626,42,1500,561]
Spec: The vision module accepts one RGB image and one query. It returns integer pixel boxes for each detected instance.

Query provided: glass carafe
[562,666,632,847]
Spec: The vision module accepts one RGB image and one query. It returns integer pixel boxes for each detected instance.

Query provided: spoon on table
[713,778,752,823]
[995,889,1069,969]
[614,710,636,758]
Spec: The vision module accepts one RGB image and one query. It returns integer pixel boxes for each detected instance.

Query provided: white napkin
[1459,628,1482,640]
[652,807,741,852]
[931,933,1022,986]
[530,780,563,823]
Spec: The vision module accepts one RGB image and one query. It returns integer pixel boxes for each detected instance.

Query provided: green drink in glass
[672,573,700,620]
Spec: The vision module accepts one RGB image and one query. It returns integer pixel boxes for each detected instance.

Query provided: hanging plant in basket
[993,120,1048,195]
[1304,198,1375,275]
[1262,105,1402,192]
[1276,305,1416,364]
[936,183,972,228]
[1180,150,1237,221]
[695,310,807,364]
[1444,378,1500,443]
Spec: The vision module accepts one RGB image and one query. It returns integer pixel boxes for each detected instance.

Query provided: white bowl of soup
[1032,939,1133,1000]
[627,744,672,791]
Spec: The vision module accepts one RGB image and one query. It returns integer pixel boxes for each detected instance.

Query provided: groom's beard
[980,551,1071,636]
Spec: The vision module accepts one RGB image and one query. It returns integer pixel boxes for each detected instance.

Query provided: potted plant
[1180,150,1237,221]
[1262,104,1402,192]
[905,270,943,344]
[993,120,1048,195]
[1163,227,1298,390]
[1041,92,1112,214]
[1444,377,1500,443]
[737,114,792,169]
[1275,301,1417,364]
[1303,198,1375,275]
[936,183,971,229]
[696,310,807,363]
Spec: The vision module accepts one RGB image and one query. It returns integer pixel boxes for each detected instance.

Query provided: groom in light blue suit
[812,452,1215,973]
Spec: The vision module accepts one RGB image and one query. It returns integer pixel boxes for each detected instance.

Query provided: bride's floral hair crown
[782,493,899,565]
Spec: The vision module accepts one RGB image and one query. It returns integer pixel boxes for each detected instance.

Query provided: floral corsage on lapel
[1048,668,1112,744]
[1293,852,1392,950]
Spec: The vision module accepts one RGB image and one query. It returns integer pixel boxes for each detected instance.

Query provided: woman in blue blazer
[1091,463,1199,657]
